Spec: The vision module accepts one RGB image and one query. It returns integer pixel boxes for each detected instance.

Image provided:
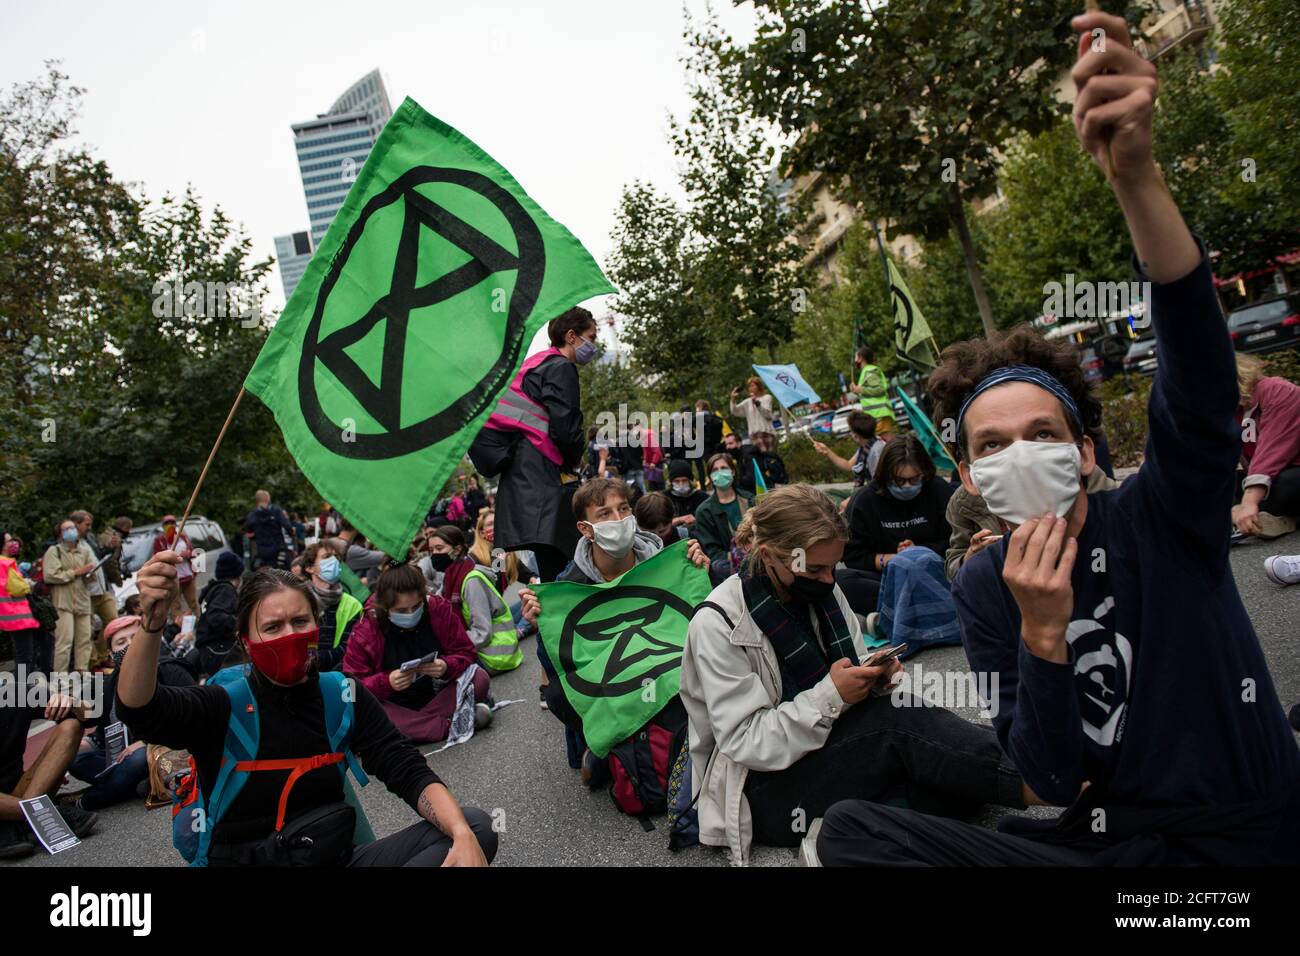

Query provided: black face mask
[786,574,835,604]
[428,552,454,572]
[767,559,835,604]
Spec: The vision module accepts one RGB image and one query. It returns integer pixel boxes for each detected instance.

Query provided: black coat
[469,354,585,555]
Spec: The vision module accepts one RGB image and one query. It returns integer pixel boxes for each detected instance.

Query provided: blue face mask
[388,604,425,630]
[317,556,341,583]
[574,337,597,365]
[61,528,79,544]
[888,483,923,501]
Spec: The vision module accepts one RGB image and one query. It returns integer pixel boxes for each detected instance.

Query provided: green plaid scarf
[742,572,858,701]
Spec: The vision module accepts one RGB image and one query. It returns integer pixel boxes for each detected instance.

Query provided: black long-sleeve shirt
[117,675,440,847]
[843,478,954,572]
[953,246,1299,859]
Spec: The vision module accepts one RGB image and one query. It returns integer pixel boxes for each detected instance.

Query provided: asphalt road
[9,529,1299,868]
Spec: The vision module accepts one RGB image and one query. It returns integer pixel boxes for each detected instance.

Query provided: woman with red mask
[117,552,496,867]
[343,563,494,743]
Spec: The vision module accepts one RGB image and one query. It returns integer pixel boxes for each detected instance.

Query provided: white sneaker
[1263,554,1300,586]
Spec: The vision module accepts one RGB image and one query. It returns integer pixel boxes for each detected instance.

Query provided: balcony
[1136,2,1212,61]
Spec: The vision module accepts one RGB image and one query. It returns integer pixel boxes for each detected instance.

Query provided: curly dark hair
[927,325,1104,461]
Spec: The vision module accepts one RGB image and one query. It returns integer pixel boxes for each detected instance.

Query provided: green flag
[535,540,711,757]
[884,255,939,371]
[245,98,615,556]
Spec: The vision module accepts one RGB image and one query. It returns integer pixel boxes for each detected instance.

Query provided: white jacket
[679,574,870,865]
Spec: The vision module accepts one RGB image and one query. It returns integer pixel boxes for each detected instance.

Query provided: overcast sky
[1,0,758,328]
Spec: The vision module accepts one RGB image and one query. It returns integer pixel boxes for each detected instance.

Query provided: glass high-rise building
[274,69,393,298]
[273,231,314,301]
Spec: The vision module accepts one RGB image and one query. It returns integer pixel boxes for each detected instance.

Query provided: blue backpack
[171,667,373,866]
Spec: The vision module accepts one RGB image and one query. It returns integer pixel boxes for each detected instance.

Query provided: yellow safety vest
[461,568,523,673]
[857,363,895,423]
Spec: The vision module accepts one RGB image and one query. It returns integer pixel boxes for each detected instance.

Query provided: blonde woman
[679,484,1026,865]
[1233,353,1300,540]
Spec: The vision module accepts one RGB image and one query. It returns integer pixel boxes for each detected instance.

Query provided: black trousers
[816,801,1093,866]
[743,694,1024,848]
[532,545,571,584]
[1234,464,1300,518]
[9,628,53,676]
[833,567,882,617]
[347,806,499,867]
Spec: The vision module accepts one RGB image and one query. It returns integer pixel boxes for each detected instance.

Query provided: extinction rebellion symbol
[558,586,695,698]
[299,166,546,459]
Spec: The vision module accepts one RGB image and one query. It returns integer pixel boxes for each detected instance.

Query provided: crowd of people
[2,11,1298,867]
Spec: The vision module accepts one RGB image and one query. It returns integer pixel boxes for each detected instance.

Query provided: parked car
[1123,333,1158,377]
[115,515,235,609]
[1228,294,1300,355]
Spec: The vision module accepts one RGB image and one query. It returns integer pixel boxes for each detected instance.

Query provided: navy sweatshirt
[953,246,1299,834]
[843,478,954,572]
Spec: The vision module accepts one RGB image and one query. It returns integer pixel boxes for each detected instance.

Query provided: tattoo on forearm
[418,792,445,833]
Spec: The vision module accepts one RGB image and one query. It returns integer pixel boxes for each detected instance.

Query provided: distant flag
[872,223,940,371]
[751,363,821,408]
[753,459,768,497]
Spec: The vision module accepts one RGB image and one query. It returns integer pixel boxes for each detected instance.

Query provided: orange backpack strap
[233,753,346,832]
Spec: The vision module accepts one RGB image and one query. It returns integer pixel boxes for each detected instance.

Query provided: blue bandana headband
[955,365,1083,455]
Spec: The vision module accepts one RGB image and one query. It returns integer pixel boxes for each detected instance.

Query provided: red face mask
[243,628,318,685]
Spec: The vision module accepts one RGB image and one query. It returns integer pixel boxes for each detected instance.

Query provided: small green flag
[245,98,615,556]
[535,540,711,757]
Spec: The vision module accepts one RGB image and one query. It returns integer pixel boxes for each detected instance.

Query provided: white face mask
[584,514,638,559]
[969,440,1082,526]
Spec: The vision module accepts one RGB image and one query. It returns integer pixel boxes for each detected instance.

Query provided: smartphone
[400,650,440,672]
[863,644,907,667]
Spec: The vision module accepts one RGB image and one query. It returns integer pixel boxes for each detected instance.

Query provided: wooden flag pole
[175,386,246,541]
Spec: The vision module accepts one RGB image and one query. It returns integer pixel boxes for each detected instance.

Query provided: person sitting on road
[736,431,789,495]
[679,484,1026,865]
[300,542,363,673]
[426,525,523,676]
[817,12,1299,867]
[665,459,708,530]
[343,563,493,743]
[332,518,388,587]
[1232,353,1300,540]
[635,491,688,550]
[693,453,755,585]
[69,615,196,811]
[119,553,495,866]
[518,478,708,781]
[812,410,886,491]
[0,683,97,859]
[837,435,961,654]
[187,551,244,679]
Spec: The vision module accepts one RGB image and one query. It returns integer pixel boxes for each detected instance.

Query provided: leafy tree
[732,0,1090,338]
[981,118,1130,327]
[0,64,319,550]
[605,182,717,400]
[670,9,814,365]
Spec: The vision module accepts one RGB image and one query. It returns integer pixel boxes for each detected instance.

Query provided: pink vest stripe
[484,348,565,467]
